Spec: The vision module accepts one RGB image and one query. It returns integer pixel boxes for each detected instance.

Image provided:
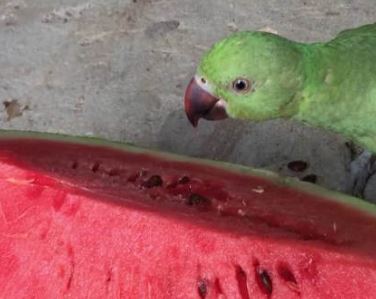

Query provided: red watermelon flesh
[0,131,376,299]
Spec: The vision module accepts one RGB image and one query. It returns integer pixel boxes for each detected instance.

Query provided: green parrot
[184,23,376,196]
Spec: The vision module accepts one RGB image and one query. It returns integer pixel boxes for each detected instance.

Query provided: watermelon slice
[0,130,375,298]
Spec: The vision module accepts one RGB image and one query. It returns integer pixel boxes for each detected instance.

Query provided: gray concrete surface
[1,0,375,200]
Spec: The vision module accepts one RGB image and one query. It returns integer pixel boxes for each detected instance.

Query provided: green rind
[1,129,375,218]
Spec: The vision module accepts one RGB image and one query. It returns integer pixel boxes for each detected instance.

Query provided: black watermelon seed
[255,267,272,296]
[178,176,190,184]
[142,175,163,188]
[186,193,210,206]
[197,279,208,298]
[91,162,100,173]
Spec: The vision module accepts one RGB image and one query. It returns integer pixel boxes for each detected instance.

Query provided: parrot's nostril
[184,77,228,127]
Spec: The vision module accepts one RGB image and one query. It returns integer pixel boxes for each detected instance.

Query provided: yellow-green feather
[197,24,376,152]
[296,23,376,151]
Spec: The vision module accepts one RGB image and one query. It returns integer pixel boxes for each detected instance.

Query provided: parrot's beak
[184,77,228,127]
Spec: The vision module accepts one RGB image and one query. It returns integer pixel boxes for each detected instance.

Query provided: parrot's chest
[296,83,376,153]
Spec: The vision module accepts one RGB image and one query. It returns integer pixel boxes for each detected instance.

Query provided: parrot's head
[184,31,305,126]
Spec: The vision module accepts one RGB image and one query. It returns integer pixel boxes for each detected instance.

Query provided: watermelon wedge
[0,130,375,299]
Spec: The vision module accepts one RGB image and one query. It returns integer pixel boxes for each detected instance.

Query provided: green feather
[197,23,376,152]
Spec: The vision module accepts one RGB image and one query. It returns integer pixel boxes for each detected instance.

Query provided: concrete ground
[1,0,376,201]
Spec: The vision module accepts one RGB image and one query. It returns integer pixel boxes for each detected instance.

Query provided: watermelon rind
[0,129,375,217]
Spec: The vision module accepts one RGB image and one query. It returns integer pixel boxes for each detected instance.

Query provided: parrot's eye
[200,77,207,84]
[232,78,250,93]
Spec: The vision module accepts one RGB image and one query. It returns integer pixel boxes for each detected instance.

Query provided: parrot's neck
[293,43,375,151]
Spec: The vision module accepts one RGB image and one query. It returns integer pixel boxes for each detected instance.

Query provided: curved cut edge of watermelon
[0,129,375,217]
